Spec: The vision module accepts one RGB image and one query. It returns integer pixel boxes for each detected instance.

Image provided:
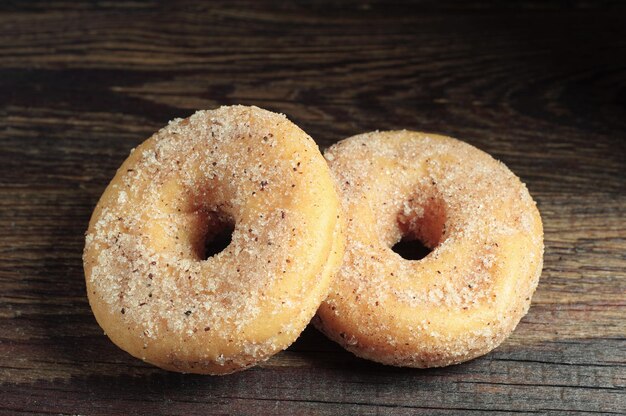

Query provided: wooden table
[1,1,624,414]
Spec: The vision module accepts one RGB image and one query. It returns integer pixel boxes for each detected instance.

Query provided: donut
[315,131,543,367]
[84,105,344,374]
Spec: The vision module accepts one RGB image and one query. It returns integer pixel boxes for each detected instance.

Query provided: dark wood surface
[1,1,625,414]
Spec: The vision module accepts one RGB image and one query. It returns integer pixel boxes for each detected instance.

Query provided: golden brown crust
[316,131,543,367]
[84,105,344,374]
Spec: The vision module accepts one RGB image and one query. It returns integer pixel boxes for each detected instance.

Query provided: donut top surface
[84,106,342,373]
[319,131,543,366]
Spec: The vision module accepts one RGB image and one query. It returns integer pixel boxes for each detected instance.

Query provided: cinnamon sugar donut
[84,106,344,374]
[315,131,543,367]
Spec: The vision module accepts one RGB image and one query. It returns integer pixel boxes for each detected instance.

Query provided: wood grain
[0,1,624,414]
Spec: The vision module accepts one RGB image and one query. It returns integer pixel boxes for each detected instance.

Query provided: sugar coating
[83,105,344,375]
[315,131,544,368]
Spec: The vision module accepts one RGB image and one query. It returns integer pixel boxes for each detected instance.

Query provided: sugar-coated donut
[315,131,543,367]
[84,106,344,374]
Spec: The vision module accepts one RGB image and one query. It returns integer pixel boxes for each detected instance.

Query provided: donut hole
[203,222,235,260]
[391,238,432,261]
[393,197,446,261]
[194,211,236,260]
